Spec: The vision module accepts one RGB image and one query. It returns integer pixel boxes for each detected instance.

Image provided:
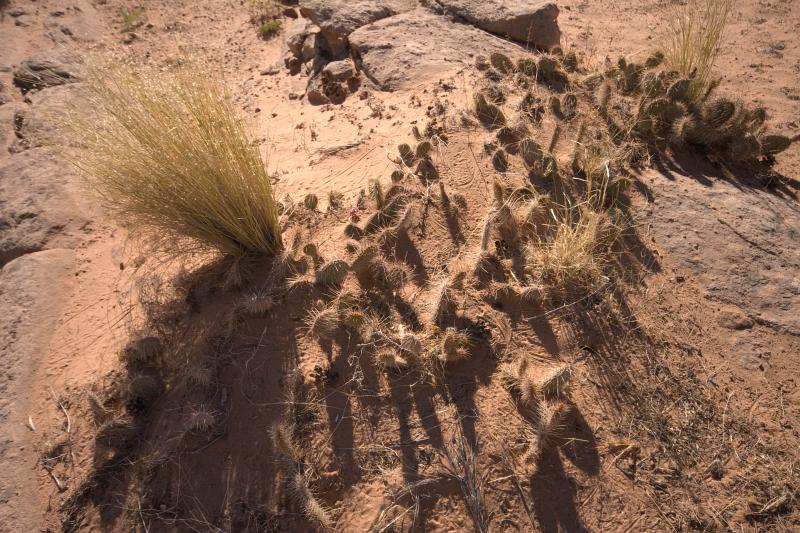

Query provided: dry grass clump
[662,0,733,102]
[59,61,281,258]
[533,209,618,296]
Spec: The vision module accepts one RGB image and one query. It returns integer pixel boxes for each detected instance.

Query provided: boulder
[284,17,313,58]
[12,50,81,93]
[349,8,522,91]
[12,84,89,149]
[0,149,88,266]
[435,0,561,49]
[323,59,356,82]
[299,0,417,57]
[42,1,101,44]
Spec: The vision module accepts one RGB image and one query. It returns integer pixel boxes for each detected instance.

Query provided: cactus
[537,55,566,83]
[390,169,404,183]
[411,125,423,140]
[666,78,691,102]
[541,154,558,180]
[520,92,545,123]
[595,82,611,112]
[562,51,578,72]
[517,57,537,77]
[582,73,604,90]
[490,52,514,74]
[704,98,736,128]
[760,134,794,155]
[645,98,684,133]
[416,140,433,159]
[644,51,664,68]
[547,124,561,154]
[474,93,507,129]
[724,132,761,162]
[398,143,414,163]
[315,259,349,286]
[562,93,578,119]
[639,71,665,96]
[549,95,562,115]
[520,138,544,169]
[303,193,318,210]
[483,84,505,104]
[492,149,509,172]
[475,55,489,71]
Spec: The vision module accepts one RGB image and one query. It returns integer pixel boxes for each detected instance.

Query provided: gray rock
[349,8,522,91]
[284,17,313,57]
[12,84,89,149]
[0,149,88,266]
[323,59,356,82]
[0,248,75,532]
[12,50,81,93]
[301,32,320,62]
[641,168,800,335]
[299,0,417,57]
[435,0,561,49]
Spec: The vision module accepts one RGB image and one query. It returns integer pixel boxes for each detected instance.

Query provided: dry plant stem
[663,0,733,101]
[58,61,281,257]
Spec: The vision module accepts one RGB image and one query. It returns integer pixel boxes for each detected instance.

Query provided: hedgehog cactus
[644,51,664,69]
[303,194,318,210]
[520,138,544,169]
[639,71,665,96]
[666,78,691,102]
[537,55,566,83]
[726,133,762,162]
[704,98,736,128]
[517,57,537,77]
[595,82,611,112]
[492,149,509,172]
[562,93,578,119]
[490,52,514,74]
[549,95,561,115]
[415,140,433,159]
[760,134,794,155]
[562,51,578,72]
[582,73,604,90]
[474,93,507,129]
[398,143,414,163]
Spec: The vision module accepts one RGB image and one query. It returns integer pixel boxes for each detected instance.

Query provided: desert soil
[0,0,799,532]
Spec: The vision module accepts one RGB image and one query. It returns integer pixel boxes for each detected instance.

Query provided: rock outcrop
[12,50,81,93]
[299,0,417,56]
[349,8,522,91]
[434,0,561,49]
[0,149,87,266]
[643,169,800,335]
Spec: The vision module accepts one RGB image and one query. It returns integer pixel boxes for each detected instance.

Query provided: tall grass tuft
[663,0,733,102]
[60,61,282,257]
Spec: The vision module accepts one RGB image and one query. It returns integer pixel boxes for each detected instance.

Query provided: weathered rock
[301,32,320,62]
[0,149,88,266]
[0,248,75,532]
[42,1,101,44]
[306,76,330,105]
[641,169,800,335]
[12,84,89,149]
[323,59,356,82]
[12,50,81,93]
[349,8,522,91]
[299,0,417,57]
[284,17,313,57]
[435,0,561,49]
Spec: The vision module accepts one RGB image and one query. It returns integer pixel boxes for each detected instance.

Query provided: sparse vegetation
[58,62,282,257]
[257,19,282,39]
[121,7,145,33]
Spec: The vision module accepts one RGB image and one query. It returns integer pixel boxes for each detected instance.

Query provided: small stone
[323,59,356,82]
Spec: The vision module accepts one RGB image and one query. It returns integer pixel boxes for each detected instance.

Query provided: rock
[12,84,89,149]
[0,248,75,532]
[435,0,561,49]
[306,75,348,105]
[349,8,522,91]
[301,33,320,62]
[0,81,10,106]
[0,149,88,266]
[642,168,800,335]
[717,308,754,330]
[289,77,308,100]
[299,0,417,57]
[284,17,313,57]
[12,50,81,93]
[323,59,356,82]
[42,1,101,43]
[283,50,302,74]
[8,7,28,17]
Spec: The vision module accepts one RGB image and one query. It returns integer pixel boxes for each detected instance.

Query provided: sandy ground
[0,0,798,531]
